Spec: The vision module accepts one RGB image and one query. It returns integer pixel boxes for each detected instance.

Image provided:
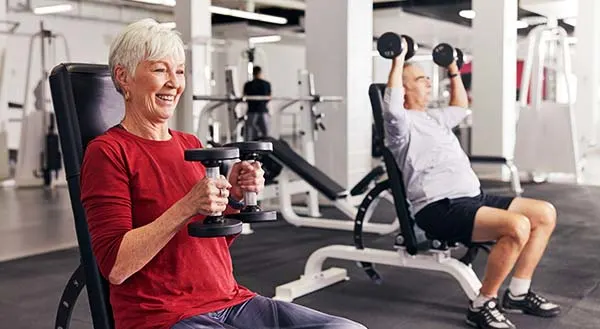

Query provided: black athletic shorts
[414,192,515,245]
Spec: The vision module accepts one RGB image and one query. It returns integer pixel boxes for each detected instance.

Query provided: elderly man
[382,38,561,329]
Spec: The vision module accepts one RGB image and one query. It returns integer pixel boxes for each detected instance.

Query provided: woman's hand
[228,161,265,201]
[181,175,231,216]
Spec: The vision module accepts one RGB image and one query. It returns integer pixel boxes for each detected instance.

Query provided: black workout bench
[49,63,125,329]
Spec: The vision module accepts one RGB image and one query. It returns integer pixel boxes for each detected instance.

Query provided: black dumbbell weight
[377,32,416,60]
[224,141,278,223]
[432,43,465,70]
[184,147,244,237]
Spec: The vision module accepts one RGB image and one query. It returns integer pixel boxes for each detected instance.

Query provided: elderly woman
[79,18,366,329]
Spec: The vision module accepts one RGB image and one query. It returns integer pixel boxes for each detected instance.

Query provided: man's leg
[256,113,271,138]
[499,197,560,317]
[471,207,531,298]
[244,113,258,141]
[224,295,367,329]
[505,198,556,283]
[464,206,530,329]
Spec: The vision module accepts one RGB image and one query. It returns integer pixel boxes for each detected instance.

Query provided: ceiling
[207,0,575,38]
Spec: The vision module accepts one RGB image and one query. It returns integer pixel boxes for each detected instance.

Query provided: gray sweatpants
[244,112,271,141]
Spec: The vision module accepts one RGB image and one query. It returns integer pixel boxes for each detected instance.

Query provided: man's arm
[383,45,411,147]
[448,61,469,108]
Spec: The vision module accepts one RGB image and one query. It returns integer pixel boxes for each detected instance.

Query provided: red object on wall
[458,60,546,104]
[516,60,547,104]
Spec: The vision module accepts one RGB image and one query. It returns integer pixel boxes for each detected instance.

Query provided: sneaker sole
[502,307,525,314]
[465,319,480,328]
[503,305,561,317]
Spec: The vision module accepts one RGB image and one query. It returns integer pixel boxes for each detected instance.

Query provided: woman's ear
[114,65,129,92]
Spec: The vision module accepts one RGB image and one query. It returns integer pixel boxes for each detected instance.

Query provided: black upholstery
[49,63,123,329]
[368,84,429,255]
[260,136,348,200]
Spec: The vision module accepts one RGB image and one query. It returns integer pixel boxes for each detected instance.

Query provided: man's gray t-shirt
[382,86,481,216]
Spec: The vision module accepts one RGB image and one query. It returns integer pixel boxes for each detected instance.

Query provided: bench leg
[55,264,86,329]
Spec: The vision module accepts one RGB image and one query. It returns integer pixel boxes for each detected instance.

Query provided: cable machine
[513,22,581,183]
[14,21,71,188]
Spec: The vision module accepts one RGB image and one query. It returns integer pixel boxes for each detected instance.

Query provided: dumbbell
[184,147,244,237]
[432,43,464,70]
[224,141,278,223]
[377,32,416,60]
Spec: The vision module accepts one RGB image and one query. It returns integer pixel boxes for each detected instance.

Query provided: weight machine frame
[514,23,582,183]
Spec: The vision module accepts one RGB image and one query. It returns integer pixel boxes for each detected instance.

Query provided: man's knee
[537,200,557,231]
[505,214,531,248]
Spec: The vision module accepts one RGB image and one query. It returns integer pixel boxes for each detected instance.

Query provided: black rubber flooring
[0,181,599,329]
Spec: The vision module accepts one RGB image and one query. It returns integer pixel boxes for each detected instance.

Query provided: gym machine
[513,23,582,183]
[0,21,19,182]
[195,67,335,146]
[14,22,70,188]
[195,67,334,216]
[376,32,523,196]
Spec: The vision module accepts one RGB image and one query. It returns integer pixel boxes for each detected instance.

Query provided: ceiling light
[132,0,175,5]
[249,35,282,44]
[459,10,476,19]
[211,6,287,24]
[563,18,576,26]
[131,1,288,25]
[516,20,529,29]
[33,4,73,15]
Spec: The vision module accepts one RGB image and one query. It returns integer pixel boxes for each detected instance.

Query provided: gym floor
[1,180,599,329]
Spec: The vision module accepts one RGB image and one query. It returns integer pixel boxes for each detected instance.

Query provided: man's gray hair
[108,18,185,94]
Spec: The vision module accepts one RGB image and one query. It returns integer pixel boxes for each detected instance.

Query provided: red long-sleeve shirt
[80,127,255,329]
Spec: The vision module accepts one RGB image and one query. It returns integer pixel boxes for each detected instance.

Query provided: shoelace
[483,306,507,322]
[526,291,548,306]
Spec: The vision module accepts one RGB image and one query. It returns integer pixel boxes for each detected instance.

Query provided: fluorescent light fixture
[459,9,476,19]
[563,18,576,26]
[211,6,287,24]
[133,0,175,5]
[249,35,282,44]
[160,22,176,29]
[131,0,287,24]
[516,20,529,29]
[33,4,73,15]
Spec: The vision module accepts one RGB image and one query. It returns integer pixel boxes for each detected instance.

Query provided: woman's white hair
[108,18,185,94]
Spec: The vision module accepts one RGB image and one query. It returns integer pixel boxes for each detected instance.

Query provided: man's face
[403,64,432,108]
